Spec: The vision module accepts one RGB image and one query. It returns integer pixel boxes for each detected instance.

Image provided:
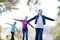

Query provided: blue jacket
[27,15,55,25]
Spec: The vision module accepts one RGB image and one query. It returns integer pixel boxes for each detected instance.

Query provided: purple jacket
[14,19,34,29]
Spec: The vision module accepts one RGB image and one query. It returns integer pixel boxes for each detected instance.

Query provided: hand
[55,19,57,21]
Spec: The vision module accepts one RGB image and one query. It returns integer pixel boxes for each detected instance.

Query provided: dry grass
[1,27,35,40]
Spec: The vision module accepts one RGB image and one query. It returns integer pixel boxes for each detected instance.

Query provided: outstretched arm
[27,15,36,22]
[5,23,12,25]
[44,15,55,21]
[15,26,19,31]
[14,19,23,22]
[28,23,34,28]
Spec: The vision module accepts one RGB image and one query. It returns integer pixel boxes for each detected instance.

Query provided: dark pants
[11,32,14,40]
[22,29,28,40]
[35,28,43,40]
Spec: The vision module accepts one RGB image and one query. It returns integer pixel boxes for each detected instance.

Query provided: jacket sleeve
[15,26,18,31]
[28,23,34,28]
[27,15,36,22]
[43,15,55,21]
[5,23,13,25]
[14,19,23,22]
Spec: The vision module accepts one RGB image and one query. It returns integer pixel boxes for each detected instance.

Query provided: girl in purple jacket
[14,16,34,40]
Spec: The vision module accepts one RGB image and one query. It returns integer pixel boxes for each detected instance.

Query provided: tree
[58,10,60,15]
[0,0,8,2]
[27,0,38,5]
[51,6,60,40]
[0,25,2,34]
[58,0,60,1]
[0,0,40,14]
[0,0,18,2]
[0,25,2,40]
[0,0,19,15]
[27,0,32,5]
[58,6,60,15]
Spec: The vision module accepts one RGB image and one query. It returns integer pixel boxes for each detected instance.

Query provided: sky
[0,0,59,38]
